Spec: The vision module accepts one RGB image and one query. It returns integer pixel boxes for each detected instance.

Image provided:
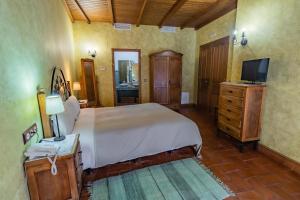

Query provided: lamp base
[54,135,66,141]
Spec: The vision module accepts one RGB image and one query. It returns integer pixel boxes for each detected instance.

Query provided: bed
[39,67,202,178]
[73,103,202,170]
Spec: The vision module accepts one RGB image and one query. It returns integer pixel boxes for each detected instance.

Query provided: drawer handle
[227,109,231,112]
[226,118,231,121]
[228,90,233,93]
[227,100,232,103]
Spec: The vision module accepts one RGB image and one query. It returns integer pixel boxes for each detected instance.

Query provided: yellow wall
[0,0,74,199]
[231,0,300,162]
[195,10,237,103]
[73,22,196,106]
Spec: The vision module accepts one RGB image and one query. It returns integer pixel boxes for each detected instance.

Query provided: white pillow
[52,100,76,136]
[68,96,80,119]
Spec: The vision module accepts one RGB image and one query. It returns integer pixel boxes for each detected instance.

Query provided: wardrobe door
[168,56,182,109]
[151,56,169,105]
[197,36,229,114]
[198,46,210,110]
[81,59,99,107]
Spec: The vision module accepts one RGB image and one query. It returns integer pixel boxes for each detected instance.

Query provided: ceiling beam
[158,0,188,27]
[136,0,148,27]
[62,0,74,23]
[181,0,237,29]
[107,0,115,24]
[74,0,91,24]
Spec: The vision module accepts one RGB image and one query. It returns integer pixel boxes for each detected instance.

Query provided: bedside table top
[25,134,80,163]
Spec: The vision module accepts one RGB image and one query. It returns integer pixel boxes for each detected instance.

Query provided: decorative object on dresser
[24,134,82,200]
[46,95,65,141]
[81,58,99,107]
[150,50,182,110]
[217,82,266,152]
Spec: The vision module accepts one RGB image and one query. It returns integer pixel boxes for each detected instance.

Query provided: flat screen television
[241,58,270,83]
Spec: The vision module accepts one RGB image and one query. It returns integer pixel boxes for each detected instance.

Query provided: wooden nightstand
[24,134,82,200]
[79,100,88,109]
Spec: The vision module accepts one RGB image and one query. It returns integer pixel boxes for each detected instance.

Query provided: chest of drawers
[218,82,266,151]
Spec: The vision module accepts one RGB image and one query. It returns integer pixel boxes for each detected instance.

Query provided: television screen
[241,58,270,82]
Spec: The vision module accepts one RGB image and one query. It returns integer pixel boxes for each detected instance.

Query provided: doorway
[197,36,229,115]
[112,49,141,106]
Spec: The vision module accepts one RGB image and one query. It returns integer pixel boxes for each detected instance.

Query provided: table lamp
[73,81,81,99]
[46,95,65,141]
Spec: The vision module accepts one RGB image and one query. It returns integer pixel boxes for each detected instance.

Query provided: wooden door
[198,36,229,114]
[198,46,210,110]
[81,59,99,107]
[168,56,182,108]
[151,56,169,104]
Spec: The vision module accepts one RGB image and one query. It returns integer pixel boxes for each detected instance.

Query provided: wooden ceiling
[64,0,237,29]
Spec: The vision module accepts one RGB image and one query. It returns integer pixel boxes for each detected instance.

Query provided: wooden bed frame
[38,67,197,184]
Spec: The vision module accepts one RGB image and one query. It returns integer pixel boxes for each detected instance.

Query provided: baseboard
[258,144,300,175]
[180,103,196,108]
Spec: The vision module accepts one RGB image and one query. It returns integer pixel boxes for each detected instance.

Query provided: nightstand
[24,134,82,200]
[79,99,88,109]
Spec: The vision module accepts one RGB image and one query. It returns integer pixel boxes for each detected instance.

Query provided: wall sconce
[233,29,248,46]
[240,31,248,46]
[233,30,238,45]
[88,50,97,58]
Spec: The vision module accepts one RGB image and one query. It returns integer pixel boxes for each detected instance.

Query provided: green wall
[231,0,300,162]
[73,22,196,106]
[0,0,74,199]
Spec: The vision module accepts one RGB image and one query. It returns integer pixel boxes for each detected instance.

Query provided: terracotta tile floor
[180,108,300,200]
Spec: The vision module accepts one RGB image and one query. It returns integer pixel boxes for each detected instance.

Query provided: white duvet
[73,103,202,169]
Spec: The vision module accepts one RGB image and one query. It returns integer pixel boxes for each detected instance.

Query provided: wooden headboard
[37,90,52,138]
[38,67,71,138]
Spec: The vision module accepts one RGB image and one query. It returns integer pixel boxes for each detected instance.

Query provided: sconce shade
[73,82,81,91]
[46,95,64,115]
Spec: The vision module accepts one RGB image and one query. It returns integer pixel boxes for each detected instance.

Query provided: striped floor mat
[89,158,234,200]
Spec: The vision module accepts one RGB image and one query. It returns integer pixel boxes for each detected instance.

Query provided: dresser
[150,50,182,110]
[24,134,82,200]
[218,82,266,151]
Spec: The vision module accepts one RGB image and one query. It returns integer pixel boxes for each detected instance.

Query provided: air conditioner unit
[114,23,131,31]
[160,26,177,33]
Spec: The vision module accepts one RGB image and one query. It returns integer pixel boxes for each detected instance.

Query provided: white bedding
[73,103,202,169]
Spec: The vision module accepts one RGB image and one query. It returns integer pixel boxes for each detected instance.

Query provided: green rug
[89,158,234,200]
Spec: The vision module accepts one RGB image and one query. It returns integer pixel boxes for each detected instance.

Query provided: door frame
[197,36,230,110]
[112,48,142,106]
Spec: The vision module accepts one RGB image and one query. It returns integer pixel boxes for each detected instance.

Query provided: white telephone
[25,143,59,159]
[25,143,60,175]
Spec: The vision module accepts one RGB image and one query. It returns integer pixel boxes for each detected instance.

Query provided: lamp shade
[46,95,64,115]
[73,82,81,91]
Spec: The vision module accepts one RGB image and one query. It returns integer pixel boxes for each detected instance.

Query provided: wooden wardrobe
[197,36,229,115]
[150,50,182,110]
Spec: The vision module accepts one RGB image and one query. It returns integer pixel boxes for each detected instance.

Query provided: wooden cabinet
[150,50,182,110]
[218,82,266,151]
[197,37,229,115]
[81,58,99,107]
[24,135,82,200]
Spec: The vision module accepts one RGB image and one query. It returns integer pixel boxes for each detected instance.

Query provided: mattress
[73,103,202,169]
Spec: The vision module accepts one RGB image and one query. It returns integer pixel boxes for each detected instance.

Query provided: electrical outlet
[22,123,38,144]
